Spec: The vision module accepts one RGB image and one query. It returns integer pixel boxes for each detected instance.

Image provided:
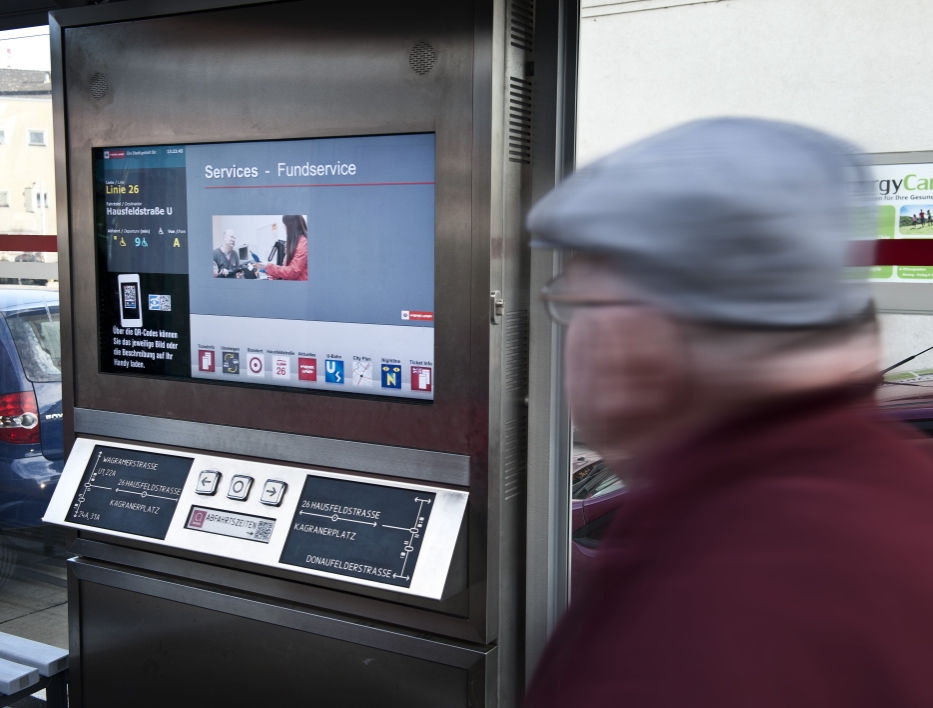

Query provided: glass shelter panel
[0,25,68,688]
[0,26,58,287]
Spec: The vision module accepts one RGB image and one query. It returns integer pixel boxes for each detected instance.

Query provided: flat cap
[528,118,873,327]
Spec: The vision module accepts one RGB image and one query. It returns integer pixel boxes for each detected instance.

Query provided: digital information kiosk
[43,0,575,706]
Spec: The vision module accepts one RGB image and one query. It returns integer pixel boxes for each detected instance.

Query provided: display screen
[94,134,435,400]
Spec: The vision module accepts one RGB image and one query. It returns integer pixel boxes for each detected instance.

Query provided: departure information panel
[46,439,468,598]
[280,475,436,588]
[66,445,193,539]
[93,134,436,400]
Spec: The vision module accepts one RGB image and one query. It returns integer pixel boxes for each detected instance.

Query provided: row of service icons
[197,350,433,392]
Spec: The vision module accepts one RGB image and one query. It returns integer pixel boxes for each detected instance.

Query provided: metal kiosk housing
[46,0,577,706]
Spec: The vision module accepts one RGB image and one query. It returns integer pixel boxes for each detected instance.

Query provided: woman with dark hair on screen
[257,215,308,281]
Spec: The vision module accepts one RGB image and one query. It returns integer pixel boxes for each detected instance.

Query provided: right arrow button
[260,479,287,507]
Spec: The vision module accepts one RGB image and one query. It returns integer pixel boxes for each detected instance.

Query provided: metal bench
[0,633,68,707]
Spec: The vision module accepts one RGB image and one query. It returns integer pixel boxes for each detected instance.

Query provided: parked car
[571,450,625,596]
[877,377,933,438]
[0,288,63,531]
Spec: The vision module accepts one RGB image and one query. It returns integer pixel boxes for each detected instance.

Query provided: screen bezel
[63,5,481,457]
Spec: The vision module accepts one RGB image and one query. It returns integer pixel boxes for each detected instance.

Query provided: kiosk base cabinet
[71,560,494,708]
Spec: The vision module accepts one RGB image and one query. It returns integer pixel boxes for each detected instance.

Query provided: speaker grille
[409,41,437,75]
[503,310,529,501]
[511,0,535,52]
[505,310,529,395]
[508,77,532,165]
[503,415,529,501]
[90,72,109,100]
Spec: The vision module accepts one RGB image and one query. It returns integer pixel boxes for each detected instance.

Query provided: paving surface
[0,528,68,706]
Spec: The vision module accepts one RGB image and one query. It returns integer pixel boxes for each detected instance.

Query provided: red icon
[401,310,434,322]
[189,509,207,528]
[411,366,432,392]
[247,355,264,377]
[298,357,317,381]
[198,350,215,372]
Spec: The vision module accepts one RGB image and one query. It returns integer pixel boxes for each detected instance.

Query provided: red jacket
[266,235,307,281]
[524,387,933,708]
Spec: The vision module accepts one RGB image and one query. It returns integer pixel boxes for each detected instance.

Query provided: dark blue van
[0,289,62,530]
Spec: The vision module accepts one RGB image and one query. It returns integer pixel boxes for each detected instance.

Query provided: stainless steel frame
[57,0,477,456]
[49,0,565,704]
[524,0,578,682]
[73,409,470,485]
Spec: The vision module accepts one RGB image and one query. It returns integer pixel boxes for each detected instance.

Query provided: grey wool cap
[528,117,874,328]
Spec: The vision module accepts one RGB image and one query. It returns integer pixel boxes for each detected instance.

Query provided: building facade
[0,67,55,236]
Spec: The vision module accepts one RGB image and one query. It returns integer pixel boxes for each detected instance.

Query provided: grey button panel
[227,475,253,501]
[195,469,221,496]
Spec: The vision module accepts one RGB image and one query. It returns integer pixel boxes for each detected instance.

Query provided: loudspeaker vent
[409,41,437,75]
[90,72,109,100]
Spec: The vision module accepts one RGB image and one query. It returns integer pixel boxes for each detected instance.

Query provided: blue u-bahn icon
[325,359,344,384]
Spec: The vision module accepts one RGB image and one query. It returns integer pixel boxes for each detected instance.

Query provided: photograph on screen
[211,215,308,280]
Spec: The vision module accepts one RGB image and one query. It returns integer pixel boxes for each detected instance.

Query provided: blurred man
[523,118,933,707]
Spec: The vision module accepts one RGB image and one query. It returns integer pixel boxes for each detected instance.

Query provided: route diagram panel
[279,475,436,588]
[66,445,193,539]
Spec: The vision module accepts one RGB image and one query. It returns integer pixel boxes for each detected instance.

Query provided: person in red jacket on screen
[258,214,308,281]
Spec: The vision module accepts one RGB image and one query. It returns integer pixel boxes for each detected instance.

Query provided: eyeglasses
[539,275,646,326]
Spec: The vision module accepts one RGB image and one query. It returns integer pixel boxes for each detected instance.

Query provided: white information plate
[44,437,468,600]
[186,506,275,543]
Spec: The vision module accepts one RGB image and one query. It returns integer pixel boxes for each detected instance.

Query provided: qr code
[255,521,274,543]
[122,284,137,309]
[148,294,171,312]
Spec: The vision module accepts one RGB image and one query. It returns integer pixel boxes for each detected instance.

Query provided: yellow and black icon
[381,364,402,389]
[222,352,240,375]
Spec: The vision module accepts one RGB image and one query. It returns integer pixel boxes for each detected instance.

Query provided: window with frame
[0,191,9,208]
[0,129,5,145]
[27,130,46,146]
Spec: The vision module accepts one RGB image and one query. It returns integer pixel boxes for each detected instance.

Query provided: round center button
[227,475,253,501]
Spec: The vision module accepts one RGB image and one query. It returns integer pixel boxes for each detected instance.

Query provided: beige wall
[0,94,55,235]
[576,0,933,371]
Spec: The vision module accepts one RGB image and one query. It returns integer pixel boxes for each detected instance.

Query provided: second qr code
[148,294,172,311]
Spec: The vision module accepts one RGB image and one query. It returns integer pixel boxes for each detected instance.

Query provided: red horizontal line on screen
[205,181,435,189]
